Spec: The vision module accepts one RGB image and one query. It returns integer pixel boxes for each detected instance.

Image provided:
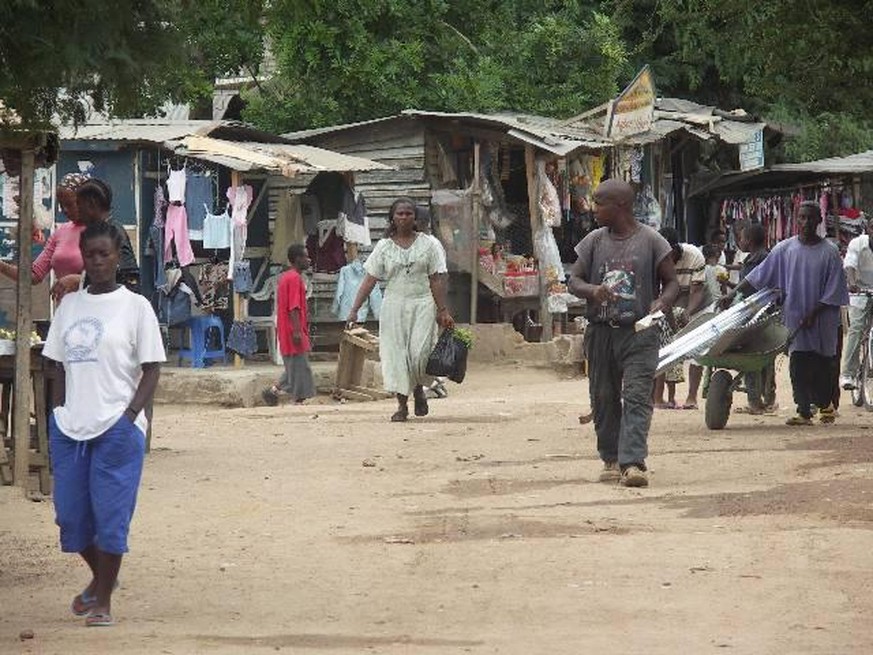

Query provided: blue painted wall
[58,144,137,226]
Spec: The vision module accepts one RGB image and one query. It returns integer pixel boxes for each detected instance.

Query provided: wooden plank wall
[267,118,430,246]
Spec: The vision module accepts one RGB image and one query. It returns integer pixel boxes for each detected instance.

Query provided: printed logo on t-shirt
[63,317,103,363]
[599,262,637,322]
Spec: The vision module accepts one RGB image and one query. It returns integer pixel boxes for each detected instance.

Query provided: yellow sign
[605,66,656,139]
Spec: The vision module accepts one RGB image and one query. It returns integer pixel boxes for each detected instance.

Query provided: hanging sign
[605,66,656,139]
[738,129,764,171]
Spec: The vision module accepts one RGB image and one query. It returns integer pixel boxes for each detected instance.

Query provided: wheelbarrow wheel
[705,369,734,430]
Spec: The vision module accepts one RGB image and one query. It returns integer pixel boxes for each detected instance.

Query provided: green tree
[243,0,629,133]
[0,0,265,127]
[610,0,873,160]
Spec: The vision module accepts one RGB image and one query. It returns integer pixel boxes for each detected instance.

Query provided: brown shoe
[598,461,621,482]
[620,465,648,488]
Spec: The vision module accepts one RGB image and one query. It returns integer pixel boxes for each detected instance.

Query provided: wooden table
[0,347,57,493]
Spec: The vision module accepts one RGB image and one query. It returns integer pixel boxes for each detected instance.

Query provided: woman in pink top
[0,173,96,300]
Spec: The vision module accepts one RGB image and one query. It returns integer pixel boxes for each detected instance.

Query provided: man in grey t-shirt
[570,179,677,488]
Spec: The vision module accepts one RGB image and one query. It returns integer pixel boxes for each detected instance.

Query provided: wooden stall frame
[13,147,36,488]
[524,145,552,342]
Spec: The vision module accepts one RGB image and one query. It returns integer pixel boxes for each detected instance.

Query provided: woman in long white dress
[347,197,454,421]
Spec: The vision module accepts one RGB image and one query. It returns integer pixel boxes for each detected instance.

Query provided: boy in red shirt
[262,244,315,406]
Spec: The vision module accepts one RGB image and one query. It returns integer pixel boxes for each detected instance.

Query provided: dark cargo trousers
[585,323,659,467]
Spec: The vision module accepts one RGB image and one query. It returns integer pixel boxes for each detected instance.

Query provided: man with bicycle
[840,214,873,390]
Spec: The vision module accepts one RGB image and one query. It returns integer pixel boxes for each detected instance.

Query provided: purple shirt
[745,237,849,356]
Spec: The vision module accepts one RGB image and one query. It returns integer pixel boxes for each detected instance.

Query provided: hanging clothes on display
[301,194,321,235]
[198,262,231,312]
[153,185,167,228]
[164,204,195,266]
[185,171,214,241]
[167,165,186,203]
[332,259,382,322]
[306,221,345,273]
[203,204,232,249]
[336,187,370,246]
[227,183,254,280]
[271,193,306,264]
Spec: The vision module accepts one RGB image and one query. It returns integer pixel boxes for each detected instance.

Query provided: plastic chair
[178,315,226,368]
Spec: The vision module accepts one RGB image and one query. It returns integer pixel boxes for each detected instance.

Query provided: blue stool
[178,315,226,368]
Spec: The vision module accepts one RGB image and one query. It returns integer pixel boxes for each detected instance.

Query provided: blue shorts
[49,414,146,555]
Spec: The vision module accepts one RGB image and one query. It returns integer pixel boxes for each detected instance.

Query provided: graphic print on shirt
[63,317,103,363]
[599,258,637,323]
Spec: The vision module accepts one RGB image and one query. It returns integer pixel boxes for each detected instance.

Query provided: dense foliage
[243,1,629,133]
[0,0,265,127]
[3,0,872,160]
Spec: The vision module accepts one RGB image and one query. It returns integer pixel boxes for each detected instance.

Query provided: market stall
[58,121,388,364]
[699,150,873,255]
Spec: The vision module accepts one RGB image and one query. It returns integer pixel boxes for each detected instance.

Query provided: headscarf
[59,172,90,191]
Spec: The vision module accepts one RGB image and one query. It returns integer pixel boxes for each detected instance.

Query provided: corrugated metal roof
[60,120,225,143]
[59,119,289,145]
[562,97,769,146]
[168,136,390,176]
[402,109,610,154]
[770,150,873,174]
[283,116,401,141]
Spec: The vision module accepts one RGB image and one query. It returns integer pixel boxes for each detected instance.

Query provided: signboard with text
[738,129,765,171]
[605,66,656,139]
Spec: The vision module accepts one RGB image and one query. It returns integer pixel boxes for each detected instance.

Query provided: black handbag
[157,287,191,326]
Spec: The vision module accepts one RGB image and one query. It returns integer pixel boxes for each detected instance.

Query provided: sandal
[413,390,429,417]
[71,579,119,617]
[85,612,115,627]
[390,408,408,422]
[71,592,96,617]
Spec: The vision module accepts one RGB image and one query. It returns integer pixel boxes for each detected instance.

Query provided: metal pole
[13,147,35,489]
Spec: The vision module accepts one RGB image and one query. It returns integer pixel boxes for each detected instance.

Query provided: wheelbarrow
[673,308,790,430]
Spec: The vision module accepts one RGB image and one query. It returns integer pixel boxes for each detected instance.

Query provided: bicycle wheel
[863,330,873,411]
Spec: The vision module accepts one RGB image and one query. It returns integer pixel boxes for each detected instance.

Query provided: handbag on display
[233,260,253,294]
[227,319,257,357]
[157,287,192,326]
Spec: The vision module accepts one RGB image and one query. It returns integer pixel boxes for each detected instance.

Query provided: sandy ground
[2,358,873,654]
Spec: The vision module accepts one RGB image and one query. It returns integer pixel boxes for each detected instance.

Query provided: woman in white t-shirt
[43,215,166,627]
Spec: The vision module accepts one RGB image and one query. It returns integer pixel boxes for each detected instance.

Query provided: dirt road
[2,361,872,654]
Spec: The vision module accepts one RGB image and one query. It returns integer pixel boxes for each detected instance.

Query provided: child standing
[701,243,725,307]
[262,244,315,406]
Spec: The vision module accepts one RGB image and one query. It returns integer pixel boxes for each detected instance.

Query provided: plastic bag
[426,330,469,383]
[536,159,562,227]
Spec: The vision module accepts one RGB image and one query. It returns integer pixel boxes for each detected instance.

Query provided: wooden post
[231,170,243,368]
[470,142,480,324]
[524,146,552,342]
[13,148,35,489]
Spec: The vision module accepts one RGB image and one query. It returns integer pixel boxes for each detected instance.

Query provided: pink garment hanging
[226,184,254,279]
[165,204,195,266]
